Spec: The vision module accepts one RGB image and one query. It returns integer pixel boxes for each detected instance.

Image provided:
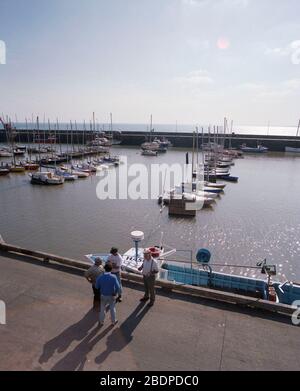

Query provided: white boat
[86,231,300,307]
[86,231,176,276]
[74,163,97,173]
[285,147,300,153]
[88,137,112,147]
[159,191,215,208]
[141,149,158,156]
[71,170,90,178]
[174,186,218,199]
[55,169,78,181]
[141,142,160,151]
[0,168,10,176]
[30,172,65,185]
[59,165,90,178]
[241,144,268,153]
[13,149,25,156]
[0,150,13,158]
[205,181,226,190]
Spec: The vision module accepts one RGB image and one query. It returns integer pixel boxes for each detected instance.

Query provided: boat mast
[56,118,62,155]
[229,120,233,150]
[48,119,53,160]
[82,120,86,160]
[11,119,16,167]
[196,126,199,170]
[37,116,41,172]
[70,121,73,171]
[150,114,153,142]
[75,121,80,153]
[224,117,228,151]
[15,114,21,147]
[26,118,31,162]
[297,119,300,137]
[192,129,195,180]
[110,112,113,140]
[53,119,57,170]
[43,113,46,145]
[93,112,96,133]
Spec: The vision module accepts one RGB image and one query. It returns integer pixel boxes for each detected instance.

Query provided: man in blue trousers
[95,262,121,327]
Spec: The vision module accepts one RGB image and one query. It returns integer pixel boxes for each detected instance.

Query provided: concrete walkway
[0,252,299,371]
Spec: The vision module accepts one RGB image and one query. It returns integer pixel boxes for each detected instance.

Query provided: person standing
[95,262,121,326]
[138,249,159,307]
[84,258,104,305]
[107,247,123,302]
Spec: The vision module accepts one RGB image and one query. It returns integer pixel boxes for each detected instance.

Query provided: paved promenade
[0,252,299,371]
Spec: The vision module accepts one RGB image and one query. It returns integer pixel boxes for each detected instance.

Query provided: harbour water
[1,146,300,281]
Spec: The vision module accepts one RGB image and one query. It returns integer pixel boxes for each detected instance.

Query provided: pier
[0,240,299,371]
[1,128,300,151]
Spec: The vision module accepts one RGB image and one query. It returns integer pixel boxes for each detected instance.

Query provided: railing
[0,239,296,316]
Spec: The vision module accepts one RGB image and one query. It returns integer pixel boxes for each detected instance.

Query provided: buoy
[268,286,277,302]
[147,247,161,258]
[196,249,211,264]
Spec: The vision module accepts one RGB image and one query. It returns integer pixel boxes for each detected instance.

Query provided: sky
[0,0,300,126]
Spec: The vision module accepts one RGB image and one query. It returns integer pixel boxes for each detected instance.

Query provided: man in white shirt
[107,247,123,302]
[138,249,159,307]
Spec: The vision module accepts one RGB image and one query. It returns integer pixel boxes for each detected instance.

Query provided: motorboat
[240,144,268,153]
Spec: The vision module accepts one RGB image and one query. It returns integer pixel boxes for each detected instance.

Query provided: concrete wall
[1,129,300,151]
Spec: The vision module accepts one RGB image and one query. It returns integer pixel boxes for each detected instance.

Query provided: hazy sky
[0,0,300,126]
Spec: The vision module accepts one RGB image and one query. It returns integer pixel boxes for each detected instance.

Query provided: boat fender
[148,247,160,258]
[197,249,211,264]
[268,286,277,302]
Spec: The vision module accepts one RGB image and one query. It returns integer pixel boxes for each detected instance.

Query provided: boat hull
[285,147,300,153]
[10,166,26,173]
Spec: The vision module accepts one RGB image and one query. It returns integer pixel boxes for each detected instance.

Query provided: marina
[1,144,300,282]
[1,0,300,376]
[2,126,300,152]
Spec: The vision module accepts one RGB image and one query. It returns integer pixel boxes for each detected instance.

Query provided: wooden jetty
[168,197,197,217]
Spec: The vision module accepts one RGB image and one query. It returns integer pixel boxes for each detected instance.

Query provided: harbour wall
[1,129,300,151]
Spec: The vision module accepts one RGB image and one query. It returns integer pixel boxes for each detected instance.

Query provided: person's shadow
[95,302,150,367]
[50,324,114,371]
[39,308,98,365]
[39,302,150,371]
